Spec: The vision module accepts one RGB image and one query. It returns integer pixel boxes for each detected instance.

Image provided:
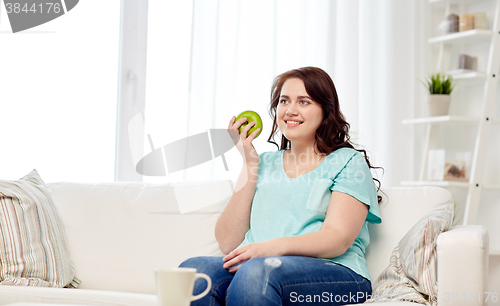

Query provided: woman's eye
[280,99,288,104]
[300,100,310,105]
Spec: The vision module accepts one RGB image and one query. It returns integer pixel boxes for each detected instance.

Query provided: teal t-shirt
[237,147,382,281]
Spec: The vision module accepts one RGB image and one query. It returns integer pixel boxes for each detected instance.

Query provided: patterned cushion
[0,169,80,288]
[366,206,453,305]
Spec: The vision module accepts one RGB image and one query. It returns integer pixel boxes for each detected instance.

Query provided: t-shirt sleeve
[329,151,382,224]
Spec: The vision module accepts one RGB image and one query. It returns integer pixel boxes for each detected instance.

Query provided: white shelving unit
[401,180,471,187]
[404,0,500,256]
[430,0,491,4]
[402,115,481,124]
[428,28,494,44]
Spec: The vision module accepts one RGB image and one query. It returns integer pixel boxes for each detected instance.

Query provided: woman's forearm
[215,161,259,254]
[274,229,351,259]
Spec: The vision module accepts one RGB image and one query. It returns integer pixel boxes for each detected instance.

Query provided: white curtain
[138,0,419,188]
[331,0,419,188]
[182,0,332,183]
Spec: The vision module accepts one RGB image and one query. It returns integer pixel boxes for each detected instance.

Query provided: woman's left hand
[222,240,284,273]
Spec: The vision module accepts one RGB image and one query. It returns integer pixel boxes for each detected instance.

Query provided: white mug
[154,267,212,306]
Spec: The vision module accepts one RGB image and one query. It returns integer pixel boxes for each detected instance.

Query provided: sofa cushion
[367,205,453,305]
[46,180,232,294]
[365,186,454,281]
[0,169,79,288]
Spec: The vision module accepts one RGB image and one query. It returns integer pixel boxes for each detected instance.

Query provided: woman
[179,67,382,305]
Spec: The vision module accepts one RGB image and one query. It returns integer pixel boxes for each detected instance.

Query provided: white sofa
[0,180,489,306]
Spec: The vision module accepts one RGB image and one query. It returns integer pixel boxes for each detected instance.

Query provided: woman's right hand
[228,116,260,165]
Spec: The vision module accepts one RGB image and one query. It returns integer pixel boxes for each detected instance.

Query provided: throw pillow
[365,206,453,306]
[0,169,80,288]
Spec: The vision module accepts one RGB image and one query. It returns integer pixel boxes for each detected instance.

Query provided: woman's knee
[235,257,267,276]
[231,257,284,290]
[226,257,284,305]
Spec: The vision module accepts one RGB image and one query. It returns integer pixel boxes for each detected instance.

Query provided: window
[142,0,193,183]
[0,0,120,182]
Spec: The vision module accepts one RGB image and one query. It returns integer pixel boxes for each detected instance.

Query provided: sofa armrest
[436,225,489,306]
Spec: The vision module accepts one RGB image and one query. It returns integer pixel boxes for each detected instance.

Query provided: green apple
[235,110,263,138]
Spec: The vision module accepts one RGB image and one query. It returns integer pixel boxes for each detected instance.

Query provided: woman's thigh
[226,256,371,306]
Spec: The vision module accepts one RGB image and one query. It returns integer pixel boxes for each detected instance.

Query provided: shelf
[428,29,493,44]
[430,0,490,4]
[447,69,487,79]
[447,69,487,80]
[402,115,480,125]
[401,180,470,187]
[403,182,500,189]
[447,70,488,86]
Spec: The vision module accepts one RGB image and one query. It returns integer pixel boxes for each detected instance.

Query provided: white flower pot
[426,94,451,116]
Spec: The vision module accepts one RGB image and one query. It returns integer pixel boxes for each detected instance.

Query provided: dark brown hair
[267,66,383,202]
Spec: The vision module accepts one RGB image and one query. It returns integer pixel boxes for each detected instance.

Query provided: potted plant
[423,73,455,116]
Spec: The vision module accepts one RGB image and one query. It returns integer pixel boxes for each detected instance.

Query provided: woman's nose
[286,105,298,116]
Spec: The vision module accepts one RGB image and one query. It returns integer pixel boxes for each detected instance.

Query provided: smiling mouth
[285,120,303,126]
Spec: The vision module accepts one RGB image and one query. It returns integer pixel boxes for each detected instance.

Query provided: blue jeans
[179,256,371,305]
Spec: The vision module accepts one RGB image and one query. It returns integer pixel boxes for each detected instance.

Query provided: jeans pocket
[305,179,332,213]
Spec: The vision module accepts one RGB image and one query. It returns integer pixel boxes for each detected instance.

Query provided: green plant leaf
[424,72,454,94]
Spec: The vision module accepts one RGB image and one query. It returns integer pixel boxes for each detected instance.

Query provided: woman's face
[277,78,323,144]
